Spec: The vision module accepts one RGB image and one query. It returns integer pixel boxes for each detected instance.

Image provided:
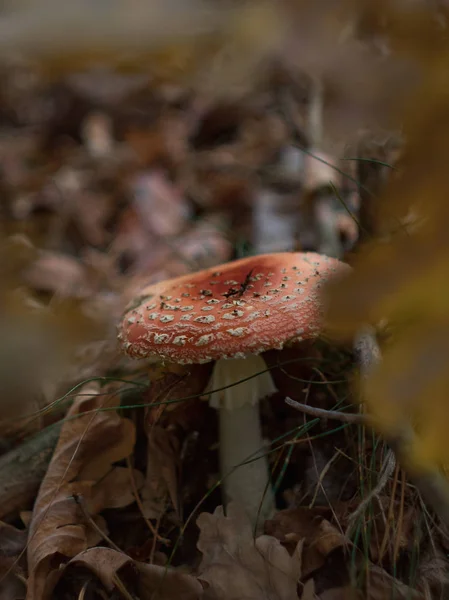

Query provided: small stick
[72,493,122,554]
[285,396,366,424]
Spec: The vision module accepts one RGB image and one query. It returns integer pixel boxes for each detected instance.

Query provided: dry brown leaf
[141,362,212,519]
[300,579,318,600]
[197,503,301,600]
[65,546,204,600]
[90,466,144,512]
[362,565,424,600]
[26,382,136,600]
[266,508,333,544]
[142,426,180,519]
[417,550,449,595]
[0,554,27,600]
[302,519,347,580]
[318,587,360,600]
[0,521,28,598]
[66,546,138,595]
[0,522,27,557]
[313,563,423,600]
[267,509,348,584]
[138,562,204,600]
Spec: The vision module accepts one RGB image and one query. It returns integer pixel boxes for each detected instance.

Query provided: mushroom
[118,252,349,526]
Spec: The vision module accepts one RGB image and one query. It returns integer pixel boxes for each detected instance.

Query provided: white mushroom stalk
[118,252,350,527]
[208,354,276,525]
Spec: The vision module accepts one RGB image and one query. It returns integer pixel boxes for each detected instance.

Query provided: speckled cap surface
[118,252,349,364]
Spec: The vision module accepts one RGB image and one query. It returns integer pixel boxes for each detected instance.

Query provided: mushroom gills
[207,353,276,526]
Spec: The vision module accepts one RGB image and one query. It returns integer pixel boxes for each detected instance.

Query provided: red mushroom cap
[118,252,349,364]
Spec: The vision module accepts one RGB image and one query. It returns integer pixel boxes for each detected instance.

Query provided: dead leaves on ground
[197,504,302,600]
[26,382,137,599]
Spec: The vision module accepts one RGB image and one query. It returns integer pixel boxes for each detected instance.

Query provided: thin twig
[73,493,123,554]
[285,396,366,424]
[111,574,136,600]
[378,459,400,563]
[393,469,406,564]
[346,451,397,537]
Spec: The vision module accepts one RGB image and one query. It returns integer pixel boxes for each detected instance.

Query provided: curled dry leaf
[64,546,203,600]
[26,382,136,600]
[197,503,302,600]
[265,509,348,584]
[265,507,333,547]
[65,546,138,597]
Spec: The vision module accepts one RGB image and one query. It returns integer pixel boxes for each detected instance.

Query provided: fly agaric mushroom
[118,252,349,525]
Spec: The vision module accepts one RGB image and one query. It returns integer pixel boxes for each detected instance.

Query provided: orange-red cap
[118,252,349,364]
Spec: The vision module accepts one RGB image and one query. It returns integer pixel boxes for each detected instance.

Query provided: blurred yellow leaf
[326,2,449,472]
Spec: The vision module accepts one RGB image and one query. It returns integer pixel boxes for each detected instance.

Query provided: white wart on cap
[118,252,349,363]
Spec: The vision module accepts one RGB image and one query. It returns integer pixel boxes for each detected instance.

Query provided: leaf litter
[0,1,448,598]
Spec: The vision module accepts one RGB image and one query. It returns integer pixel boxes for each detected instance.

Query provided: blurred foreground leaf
[326,2,449,471]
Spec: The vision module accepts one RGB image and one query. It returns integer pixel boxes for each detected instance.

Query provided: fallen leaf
[197,503,301,600]
[65,546,138,596]
[265,508,340,577]
[138,561,204,600]
[265,507,333,544]
[64,546,204,599]
[0,521,28,600]
[0,521,27,556]
[0,555,26,600]
[142,426,180,519]
[26,382,136,600]
[318,587,360,600]
[417,549,449,595]
[90,466,144,512]
[302,519,348,580]
[362,564,424,600]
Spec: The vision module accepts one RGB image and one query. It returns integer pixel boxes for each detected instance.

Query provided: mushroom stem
[208,354,276,528]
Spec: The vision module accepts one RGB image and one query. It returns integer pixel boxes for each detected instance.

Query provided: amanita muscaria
[118,252,349,525]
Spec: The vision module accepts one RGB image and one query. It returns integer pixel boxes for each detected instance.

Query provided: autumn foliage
[2,0,449,599]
